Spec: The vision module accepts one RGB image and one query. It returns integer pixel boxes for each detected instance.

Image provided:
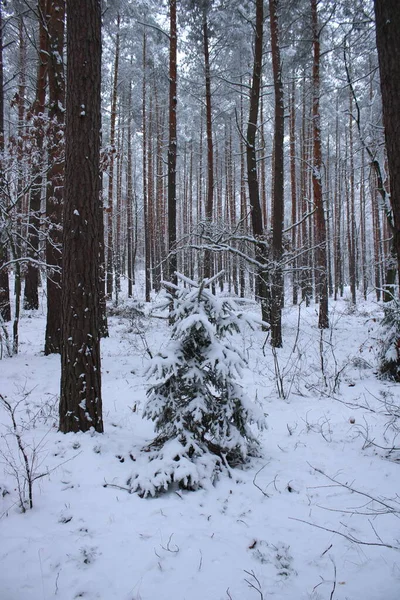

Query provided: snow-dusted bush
[379,299,400,382]
[132,272,265,497]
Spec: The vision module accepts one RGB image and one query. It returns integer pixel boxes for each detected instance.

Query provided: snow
[1,287,400,600]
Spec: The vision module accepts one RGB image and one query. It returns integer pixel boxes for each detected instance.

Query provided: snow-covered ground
[1,286,400,600]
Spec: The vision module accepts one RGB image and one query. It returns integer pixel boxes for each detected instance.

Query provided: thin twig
[253,464,270,497]
[289,517,399,549]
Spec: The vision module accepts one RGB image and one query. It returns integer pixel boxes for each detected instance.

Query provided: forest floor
[1,284,400,600]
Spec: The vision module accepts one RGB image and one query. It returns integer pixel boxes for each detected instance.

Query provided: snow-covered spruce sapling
[379,298,400,382]
[132,272,265,496]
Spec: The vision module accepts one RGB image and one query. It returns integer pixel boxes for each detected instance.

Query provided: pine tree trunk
[203,12,213,280]
[311,0,329,329]
[44,0,65,355]
[269,0,284,347]
[106,15,120,300]
[374,0,400,294]
[148,94,155,288]
[348,91,356,304]
[115,111,123,303]
[143,33,151,302]
[0,2,11,323]
[12,16,27,354]
[289,79,298,306]
[127,80,134,298]
[300,77,311,305]
[360,147,368,299]
[239,78,247,298]
[59,0,103,433]
[24,0,48,311]
[167,0,177,287]
[334,100,343,301]
[246,0,268,327]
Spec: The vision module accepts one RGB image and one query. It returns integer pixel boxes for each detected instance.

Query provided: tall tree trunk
[127,80,134,298]
[167,0,177,286]
[311,0,329,329]
[239,77,247,298]
[115,109,123,304]
[153,81,163,290]
[59,0,103,433]
[147,94,155,289]
[260,92,268,229]
[334,99,343,301]
[0,2,11,322]
[143,32,151,302]
[300,76,312,305]
[203,12,213,280]
[371,170,383,301]
[24,0,48,311]
[289,79,298,306]
[106,15,120,299]
[269,0,284,347]
[13,16,27,353]
[374,0,400,292]
[246,0,268,326]
[44,0,65,355]
[360,147,368,299]
[348,91,356,304]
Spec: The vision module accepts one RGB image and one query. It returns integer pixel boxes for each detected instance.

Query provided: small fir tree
[379,298,400,381]
[132,272,265,496]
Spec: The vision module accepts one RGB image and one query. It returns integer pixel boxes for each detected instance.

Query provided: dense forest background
[0,0,393,347]
[2,4,400,597]
[1,0,400,438]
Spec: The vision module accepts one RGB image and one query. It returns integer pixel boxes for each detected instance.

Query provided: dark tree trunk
[311,0,329,329]
[246,0,269,326]
[59,0,103,433]
[239,80,247,298]
[106,15,120,300]
[374,0,400,292]
[334,99,343,301]
[203,12,213,280]
[168,0,177,288]
[289,79,298,307]
[115,109,123,303]
[0,2,11,323]
[269,0,284,347]
[142,32,151,302]
[127,80,134,298]
[44,0,65,355]
[348,91,356,305]
[155,86,166,285]
[24,0,48,311]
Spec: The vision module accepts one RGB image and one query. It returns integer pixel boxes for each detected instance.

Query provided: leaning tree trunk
[59,0,103,433]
